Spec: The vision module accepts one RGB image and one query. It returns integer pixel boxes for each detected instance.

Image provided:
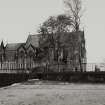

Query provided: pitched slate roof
[5,34,39,51]
[5,43,25,51]
[25,34,39,48]
[39,31,84,48]
[60,31,83,42]
[59,31,84,47]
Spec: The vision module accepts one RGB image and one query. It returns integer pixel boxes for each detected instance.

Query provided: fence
[0,61,105,73]
[0,61,41,73]
[86,63,105,71]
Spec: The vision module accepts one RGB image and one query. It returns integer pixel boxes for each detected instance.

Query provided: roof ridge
[7,42,25,44]
[6,42,25,46]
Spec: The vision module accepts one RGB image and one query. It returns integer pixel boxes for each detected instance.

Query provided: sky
[0,0,105,63]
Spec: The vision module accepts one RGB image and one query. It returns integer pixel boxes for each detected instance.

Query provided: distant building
[0,31,86,72]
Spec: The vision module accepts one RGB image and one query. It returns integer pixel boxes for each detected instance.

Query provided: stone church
[39,31,86,72]
[0,34,40,71]
[0,31,86,72]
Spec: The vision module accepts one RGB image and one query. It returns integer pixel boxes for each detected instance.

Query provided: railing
[0,69,29,74]
[86,63,105,71]
[33,63,105,73]
[0,61,105,73]
[0,61,41,73]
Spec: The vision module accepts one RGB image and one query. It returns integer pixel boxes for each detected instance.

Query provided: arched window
[18,51,25,69]
[19,51,25,58]
[28,51,34,57]
[62,50,68,64]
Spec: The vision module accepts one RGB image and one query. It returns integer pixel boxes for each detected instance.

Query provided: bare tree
[64,0,82,31]
[38,14,72,71]
[38,14,72,46]
[38,14,72,35]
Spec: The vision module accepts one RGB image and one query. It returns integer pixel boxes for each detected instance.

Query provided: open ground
[0,80,105,105]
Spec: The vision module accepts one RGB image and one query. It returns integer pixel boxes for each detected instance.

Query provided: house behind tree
[40,31,86,72]
[0,31,86,72]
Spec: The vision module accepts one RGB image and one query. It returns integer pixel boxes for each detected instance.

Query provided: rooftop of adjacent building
[0,31,85,51]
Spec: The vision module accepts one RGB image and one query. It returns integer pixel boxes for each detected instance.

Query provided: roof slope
[39,31,84,48]
[25,34,39,48]
[5,43,25,51]
[59,31,84,47]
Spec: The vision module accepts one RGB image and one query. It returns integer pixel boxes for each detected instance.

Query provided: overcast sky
[0,0,105,63]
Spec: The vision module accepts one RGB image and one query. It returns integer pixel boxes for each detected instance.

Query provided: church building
[0,31,86,72]
[0,34,40,72]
